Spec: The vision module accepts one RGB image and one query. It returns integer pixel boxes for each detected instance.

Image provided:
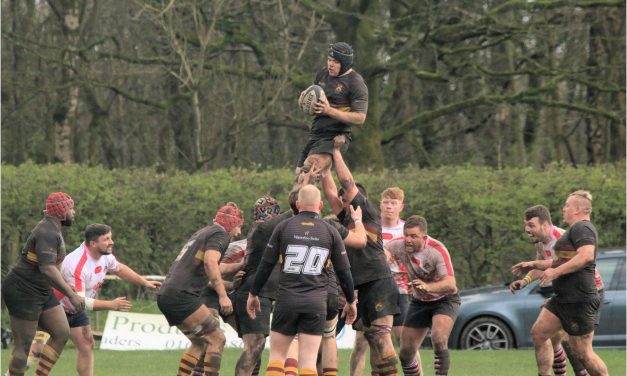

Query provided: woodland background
[2,0,625,171]
[1,1,626,290]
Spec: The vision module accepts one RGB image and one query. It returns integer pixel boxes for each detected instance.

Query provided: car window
[596,257,619,290]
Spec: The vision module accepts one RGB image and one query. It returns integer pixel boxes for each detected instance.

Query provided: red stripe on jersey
[53,288,64,299]
[551,226,563,240]
[428,238,454,276]
[74,248,88,292]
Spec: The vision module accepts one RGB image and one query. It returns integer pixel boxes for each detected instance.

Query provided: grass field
[2,346,624,375]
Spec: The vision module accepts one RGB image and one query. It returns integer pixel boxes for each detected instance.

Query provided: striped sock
[323,367,338,376]
[7,355,27,376]
[375,351,398,376]
[284,358,298,376]
[177,352,199,376]
[552,346,567,375]
[34,345,59,376]
[434,349,450,376]
[252,357,262,376]
[266,360,285,376]
[203,351,222,376]
[401,357,421,376]
[300,368,318,376]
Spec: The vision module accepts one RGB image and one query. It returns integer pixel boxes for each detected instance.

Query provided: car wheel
[459,317,514,350]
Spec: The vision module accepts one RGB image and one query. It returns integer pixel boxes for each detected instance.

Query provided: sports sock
[190,352,204,376]
[552,346,567,375]
[323,367,338,376]
[34,345,59,376]
[252,357,262,376]
[7,355,27,376]
[284,358,298,376]
[434,349,450,376]
[300,368,318,376]
[375,351,398,376]
[401,357,421,376]
[203,351,222,376]
[266,360,285,376]
[177,352,199,376]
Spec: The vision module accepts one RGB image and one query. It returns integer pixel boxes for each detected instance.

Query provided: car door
[594,254,626,346]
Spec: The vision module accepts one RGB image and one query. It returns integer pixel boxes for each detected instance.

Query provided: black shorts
[544,293,602,336]
[271,310,326,336]
[403,295,461,329]
[356,277,400,327]
[393,293,410,327]
[201,287,235,316]
[297,133,350,166]
[157,289,203,326]
[234,292,272,337]
[327,293,339,321]
[2,272,60,321]
[66,310,90,328]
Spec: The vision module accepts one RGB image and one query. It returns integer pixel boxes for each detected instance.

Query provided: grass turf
[2,346,624,375]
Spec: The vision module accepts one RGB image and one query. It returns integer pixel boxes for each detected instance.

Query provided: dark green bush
[2,162,624,291]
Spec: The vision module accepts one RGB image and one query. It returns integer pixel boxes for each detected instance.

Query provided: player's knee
[323,317,338,338]
[364,324,392,349]
[398,346,415,363]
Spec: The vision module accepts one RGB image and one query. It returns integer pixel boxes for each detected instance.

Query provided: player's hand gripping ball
[299,85,326,116]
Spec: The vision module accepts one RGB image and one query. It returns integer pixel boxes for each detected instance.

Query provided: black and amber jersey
[311,68,368,137]
[552,220,598,302]
[239,210,294,299]
[338,192,391,286]
[263,211,350,314]
[10,216,67,295]
[160,224,230,296]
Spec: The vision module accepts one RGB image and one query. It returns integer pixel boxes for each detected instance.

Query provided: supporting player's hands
[69,293,86,312]
[313,96,331,115]
[341,300,358,326]
[349,205,362,222]
[219,294,233,316]
[112,297,132,311]
[412,278,428,293]
[246,293,261,319]
[511,261,536,276]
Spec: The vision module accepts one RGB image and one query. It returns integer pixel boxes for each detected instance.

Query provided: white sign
[100,311,357,351]
[100,311,244,351]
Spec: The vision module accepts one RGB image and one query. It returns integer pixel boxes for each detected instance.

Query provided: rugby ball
[299,85,326,116]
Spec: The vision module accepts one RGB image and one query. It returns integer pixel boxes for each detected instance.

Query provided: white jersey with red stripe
[538,225,604,290]
[382,220,408,293]
[389,236,456,301]
[55,242,120,313]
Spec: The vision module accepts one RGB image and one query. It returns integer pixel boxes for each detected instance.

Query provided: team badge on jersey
[335,83,345,94]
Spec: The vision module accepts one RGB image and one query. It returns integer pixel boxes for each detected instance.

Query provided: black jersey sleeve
[349,74,368,114]
[35,229,61,265]
[250,260,275,296]
[570,222,597,250]
[336,268,355,303]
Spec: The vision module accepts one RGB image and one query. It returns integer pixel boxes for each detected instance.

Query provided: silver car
[449,249,626,350]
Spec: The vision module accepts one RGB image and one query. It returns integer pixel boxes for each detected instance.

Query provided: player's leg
[298,333,323,376]
[69,322,95,376]
[399,326,428,376]
[200,309,226,376]
[285,337,299,376]
[567,333,608,376]
[6,317,39,376]
[234,293,271,376]
[349,331,369,376]
[26,330,50,370]
[430,314,455,376]
[365,315,398,376]
[321,315,339,376]
[177,306,222,376]
[561,333,590,376]
[266,331,295,376]
[550,331,568,376]
[531,307,563,376]
[36,304,71,376]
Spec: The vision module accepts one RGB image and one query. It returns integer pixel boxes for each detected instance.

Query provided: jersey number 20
[283,245,329,275]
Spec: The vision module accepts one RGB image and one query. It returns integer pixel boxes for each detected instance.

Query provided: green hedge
[2,162,624,290]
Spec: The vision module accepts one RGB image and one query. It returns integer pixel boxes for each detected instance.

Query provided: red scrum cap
[215,202,244,233]
[46,192,74,220]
